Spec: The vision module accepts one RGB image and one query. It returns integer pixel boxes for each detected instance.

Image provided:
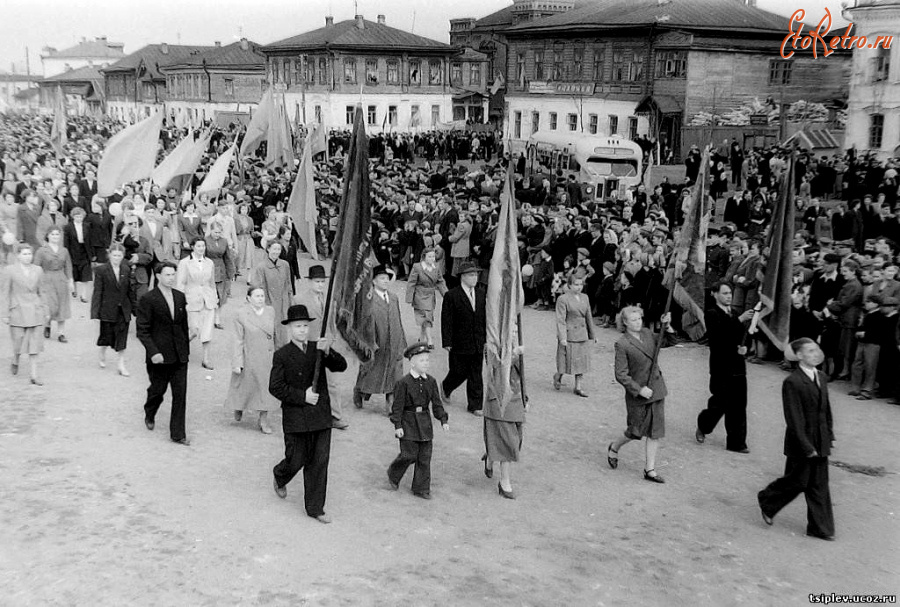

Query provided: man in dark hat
[270,304,348,524]
[353,265,408,413]
[293,265,348,430]
[440,261,487,415]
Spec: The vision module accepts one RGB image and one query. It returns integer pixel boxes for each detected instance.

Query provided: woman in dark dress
[90,242,137,376]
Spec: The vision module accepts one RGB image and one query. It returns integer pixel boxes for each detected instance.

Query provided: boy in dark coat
[387,343,449,499]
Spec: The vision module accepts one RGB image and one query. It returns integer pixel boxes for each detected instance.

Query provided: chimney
[240,37,249,51]
[160,43,169,54]
[214,41,221,47]
[96,36,107,42]
[325,15,334,26]
[356,14,365,29]
[745,0,757,6]
[377,14,385,25]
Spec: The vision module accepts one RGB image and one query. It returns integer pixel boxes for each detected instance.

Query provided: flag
[98,111,163,197]
[308,122,327,157]
[287,132,319,260]
[485,167,525,413]
[668,145,711,341]
[197,144,237,195]
[50,86,67,156]
[328,106,376,361]
[755,152,796,351]
[267,91,295,168]
[240,86,273,159]
[152,129,211,190]
[490,72,505,96]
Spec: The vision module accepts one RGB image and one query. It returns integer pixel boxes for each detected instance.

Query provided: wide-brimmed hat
[281,304,315,325]
[373,264,395,278]
[457,260,483,275]
[307,265,328,280]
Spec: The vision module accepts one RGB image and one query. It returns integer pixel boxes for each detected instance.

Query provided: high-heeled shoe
[574,388,589,398]
[498,482,515,500]
[607,443,619,469]
[30,378,43,386]
[643,469,665,484]
[98,360,106,369]
[201,361,214,370]
[117,367,131,377]
[481,454,493,479]
[552,373,562,391]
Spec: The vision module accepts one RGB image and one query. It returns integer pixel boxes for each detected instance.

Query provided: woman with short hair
[34,226,73,342]
[91,242,137,375]
[1,244,48,384]
[177,236,218,369]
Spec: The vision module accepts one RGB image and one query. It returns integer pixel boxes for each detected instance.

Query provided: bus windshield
[584,157,638,178]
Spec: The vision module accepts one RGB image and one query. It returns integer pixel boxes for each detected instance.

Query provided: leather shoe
[643,469,665,483]
[727,447,750,454]
[30,378,43,386]
[273,477,287,499]
[313,513,332,524]
[43,327,50,339]
[171,437,191,446]
[574,389,589,398]
[10,363,17,375]
[482,454,493,478]
[413,492,432,500]
[57,335,68,343]
[695,429,706,444]
[201,361,214,370]
[387,471,399,491]
[806,531,835,541]
[498,482,516,499]
[469,409,483,417]
[352,389,364,409]
[332,418,349,430]
[144,418,155,431]
[760,507,773,526]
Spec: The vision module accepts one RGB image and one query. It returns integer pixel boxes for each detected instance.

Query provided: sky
[2,0,850,75]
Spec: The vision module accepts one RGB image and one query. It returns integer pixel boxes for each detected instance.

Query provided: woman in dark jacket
[90,242,137,376]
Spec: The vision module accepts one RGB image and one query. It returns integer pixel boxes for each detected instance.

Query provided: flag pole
[516,313,527,405]
[647,249,677,382]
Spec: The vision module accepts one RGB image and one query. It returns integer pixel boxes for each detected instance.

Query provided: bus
[524,131,643,201]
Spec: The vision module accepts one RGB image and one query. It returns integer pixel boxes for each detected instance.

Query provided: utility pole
[25,46,30,76]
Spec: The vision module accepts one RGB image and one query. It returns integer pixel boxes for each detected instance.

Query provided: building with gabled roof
[260,14,462,132]
[40,36,125,77]
[39,65,105,115]
[101,43,215,122]
[0,72,42,112]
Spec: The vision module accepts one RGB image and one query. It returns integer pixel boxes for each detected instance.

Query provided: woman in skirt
[90,243,137,376]
[234,203,255,277]
[607,306,671,483]
[405,248,447,348]
[223,286,279,434]
[553,274,595,397]
[1,244,48,385]
[204,222,235,330]
[250,240,292,348]
[483,350,526,500]
[177,236,218,369]
[34,227,73,343]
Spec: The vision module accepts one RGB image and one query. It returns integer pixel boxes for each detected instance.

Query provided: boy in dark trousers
[849,296,885,400]
[387,343,449,499]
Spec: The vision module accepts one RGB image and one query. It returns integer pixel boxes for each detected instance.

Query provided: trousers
[697,374,748,451]
[850,342,880,393]
[758,455,834,538]
[143,362,188,441]
[273,429,331,517]
[388,439,433,495]
[442,349,484,412]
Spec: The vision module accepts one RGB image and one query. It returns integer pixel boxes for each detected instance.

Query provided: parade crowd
[1,110,899,537]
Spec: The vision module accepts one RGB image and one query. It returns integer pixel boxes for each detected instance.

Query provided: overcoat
[135,287,190,365]
[0,263,47,327]
[782,369,834,458]
[555,292,595,342]
[224,304,279,412]
[405,262,447,311]
[269,341,348,433]
[176,256,218,312]
[91,262,137,321]
[356,291,407,394]
[613,328,668,406]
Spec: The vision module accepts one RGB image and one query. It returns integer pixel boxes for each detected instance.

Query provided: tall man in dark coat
[825,259,864,380]
[270,304,348,524]
[696,282,755,453]
[136,261,191,445]
[758,338,835,540]
[441,261,487,415]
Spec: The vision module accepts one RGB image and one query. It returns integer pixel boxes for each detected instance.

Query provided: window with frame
[609,115,618,135]
[346,105,355,125]
[612,50,626,82]
[470,62,481,86]
[532,111,540,134]
[388,105,398,126]
[315,105,322,123]
[516,53,526,85]
[549,112,558,130]
[306,56,315,84]
[387,59,399,84]
[573,48,584,80]
[431,104,440,126]
[514,111,522,139]
[453,106,466,121]
[283,59,291,86]
[593,49,605,81]
[366,59,378,85]
[534,49,544,80]
[318,57,327,85]
[224,78,234,97]
[451,63,462,85]
[367,105,377,126]
[411,105,421,127]
[873,47,890,82]
[588,114,598,134]
[870,114,884,148]
[629,52,644,82]
[567,113,578,131]
[552,47,563,80]
[768,59,792,85]
[429,60,442,85]
[344,58,357,84]
[628,117,638,139]
[294,58,303,85]
[409,60,421,85]
[655,50,686,78]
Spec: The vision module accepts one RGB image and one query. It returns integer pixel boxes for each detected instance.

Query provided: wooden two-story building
[261,14,470,132]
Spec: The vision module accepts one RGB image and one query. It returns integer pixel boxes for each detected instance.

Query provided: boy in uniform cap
[387,343,450,499]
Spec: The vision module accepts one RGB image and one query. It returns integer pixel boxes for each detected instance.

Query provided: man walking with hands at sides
[270,304,347,524]
[758,338,835,541]
[440,261,487,416]
[696,282,755,453]
[136,261,191,446]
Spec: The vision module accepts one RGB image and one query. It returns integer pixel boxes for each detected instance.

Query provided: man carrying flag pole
[482,166,526,499]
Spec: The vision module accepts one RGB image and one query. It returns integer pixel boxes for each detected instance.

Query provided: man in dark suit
[758,338,835,540]
[136,261,191,445]
[78,169,99,200]
[696,282,755,453]
[270,305,347,524]
[826,259,864,380]
[440,261,487,415]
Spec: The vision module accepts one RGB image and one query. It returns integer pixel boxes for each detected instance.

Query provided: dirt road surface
[2,267,898,606]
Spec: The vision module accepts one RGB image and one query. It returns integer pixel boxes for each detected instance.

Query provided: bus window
[584,158,638,178]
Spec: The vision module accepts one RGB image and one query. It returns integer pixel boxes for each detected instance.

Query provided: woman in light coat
[1,244,49,384]
[34,227,73,342]
[250,240,292,348]
[448,213,472,277]
[405,247,447,347]
[553,274,595,397]
[223,286,279,434]
[177,236,218,369]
